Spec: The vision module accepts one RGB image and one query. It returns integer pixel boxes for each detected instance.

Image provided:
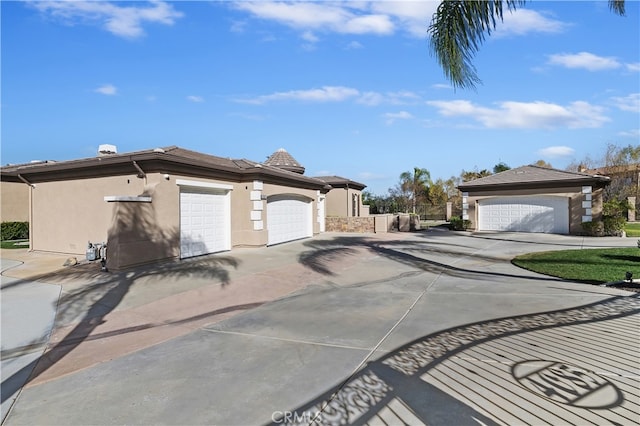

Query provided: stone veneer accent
[325,216,375,233]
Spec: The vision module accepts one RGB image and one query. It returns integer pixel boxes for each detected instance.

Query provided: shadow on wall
[268,295,639,425]
[0,188,241,409]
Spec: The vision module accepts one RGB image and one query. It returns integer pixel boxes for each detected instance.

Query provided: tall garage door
[180,187,231,258]
[478,196,569,234]
[267,195,312,245]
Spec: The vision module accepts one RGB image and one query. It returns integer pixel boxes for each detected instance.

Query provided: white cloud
[230,20,247,33]
[94,84,117,95]
[356,91,385,106]
[537,146,575,158]
[617,129,640,138]
[610,93,640,112]
[341,14,394,35]
[232,1,435,38]
[383,111,414,125]
[495,9,568,37]
[236,86,420,106]
[237,86,360,105]
[548,52,621,71]
[431,83,452,90]
[234,1,392,35]
[232,2,566,42]
[28,0,183,39]
[345,41,364,50]
[301,31,319,43]
[357,90,420,106]
[387,91,422,105]
[368,1,437,38]
[626,63,640,72]
[427,99,609,129]
[187,95,204,103]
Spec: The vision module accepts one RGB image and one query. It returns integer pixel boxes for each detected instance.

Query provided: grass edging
[0,240,29,249]
[512,247,639,284]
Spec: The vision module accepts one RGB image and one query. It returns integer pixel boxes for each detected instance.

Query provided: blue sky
[2,1,639,195]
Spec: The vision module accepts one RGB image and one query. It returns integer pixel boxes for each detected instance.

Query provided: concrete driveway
[1,259,61,423]
[1,230,638,425]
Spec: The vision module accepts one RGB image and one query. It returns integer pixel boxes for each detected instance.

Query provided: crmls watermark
[271,410,321,424]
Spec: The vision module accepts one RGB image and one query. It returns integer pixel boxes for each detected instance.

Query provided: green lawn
[625,222,640,237]
[512,247,639,284]
[0,239,29,249]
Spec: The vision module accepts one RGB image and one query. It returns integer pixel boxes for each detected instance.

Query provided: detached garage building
[458,165,610,235]
[0,146,334,270]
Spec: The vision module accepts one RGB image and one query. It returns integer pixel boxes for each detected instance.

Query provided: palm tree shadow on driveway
[1,198,242,409]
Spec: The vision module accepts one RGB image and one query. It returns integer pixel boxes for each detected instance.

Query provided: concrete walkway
[1,230,638,425]
[0,258,61,423]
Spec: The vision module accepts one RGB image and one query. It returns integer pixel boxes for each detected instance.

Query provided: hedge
[1,222,29,241]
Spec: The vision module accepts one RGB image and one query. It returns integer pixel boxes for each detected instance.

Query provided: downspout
[17,174,34,188]
[132,161,147,180]
[18,174,35,252]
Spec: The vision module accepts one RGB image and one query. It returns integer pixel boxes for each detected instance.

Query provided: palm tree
[428,0,626,90]
[399,167,432,214]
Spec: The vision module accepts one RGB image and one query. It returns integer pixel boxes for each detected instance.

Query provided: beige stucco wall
[30,175,141,255]
[325,187,364,217]
[1,181,30,222]
[28,172,323,269]
[463,186,604,234]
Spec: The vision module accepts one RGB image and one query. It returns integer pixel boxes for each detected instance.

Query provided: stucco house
[314,176,368,218]
[0,145,352,270]
[457,165,610,234]
[1,179,29,222]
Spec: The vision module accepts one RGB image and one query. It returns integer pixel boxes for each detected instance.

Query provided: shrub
[603,216,626,236]
[1,221,29,241]
[581,221,604,237]
[600,198,629,236]
[449,216,471,231]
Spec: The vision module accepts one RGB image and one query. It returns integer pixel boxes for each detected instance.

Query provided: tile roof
[583,163,640,176]
[263,148,305,174]
[0,145,330,189]
[458,165,610,190]
[314,175,366,190]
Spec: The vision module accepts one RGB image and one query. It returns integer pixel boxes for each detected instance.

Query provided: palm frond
[609,0,626,15]
[428,0,523,90]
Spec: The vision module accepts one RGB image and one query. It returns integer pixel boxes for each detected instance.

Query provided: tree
[428,0,626,90]
[461,167,492,182]
[398,167,432,214]
[429,178,449,207]
[493,162,511,173]
[568,143,640,207]
[532,159,553,169]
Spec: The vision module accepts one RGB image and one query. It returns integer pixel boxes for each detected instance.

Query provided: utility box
[86,245,97,261]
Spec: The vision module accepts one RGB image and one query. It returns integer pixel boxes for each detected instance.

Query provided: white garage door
[267,195,312,245]
[478,196,569,234]
[180,188,231,258]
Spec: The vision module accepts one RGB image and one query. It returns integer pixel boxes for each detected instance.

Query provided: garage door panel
[479,196,568,234]
[267,197,312,245]
[180,189,230,258]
